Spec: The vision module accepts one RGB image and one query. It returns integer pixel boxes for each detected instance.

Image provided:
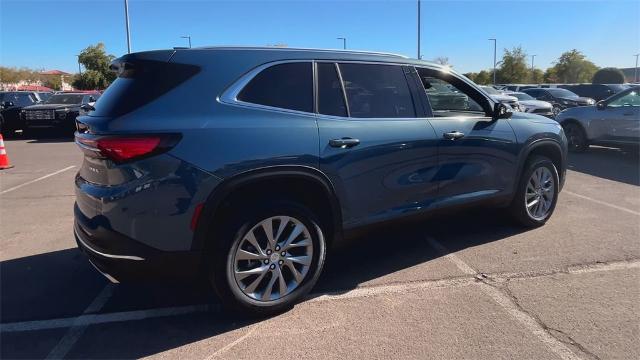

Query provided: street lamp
[76,55,82,75]
[489,38,497,84]
[337,37,347,50]
[417,0,421,59]
[635,54,639,83]
[181,35,192,48]
[124,0,131,53]
[531,54,537,82]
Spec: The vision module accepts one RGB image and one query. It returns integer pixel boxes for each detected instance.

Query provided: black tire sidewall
[210,201,326,315]
[563,122,587,152]
[511,156,559,227]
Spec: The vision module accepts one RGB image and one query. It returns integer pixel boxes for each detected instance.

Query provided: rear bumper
[74,203,202,282]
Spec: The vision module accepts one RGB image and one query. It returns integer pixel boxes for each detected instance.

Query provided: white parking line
[424,236,584,360]
[46,285,115,359]
[0,165,76,195]
[564,190,640,216]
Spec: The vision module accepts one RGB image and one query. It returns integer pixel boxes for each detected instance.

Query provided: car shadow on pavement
[1,208,528,359]
[567,146,640,186]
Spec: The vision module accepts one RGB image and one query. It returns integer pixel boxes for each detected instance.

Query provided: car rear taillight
[75,134,180,163]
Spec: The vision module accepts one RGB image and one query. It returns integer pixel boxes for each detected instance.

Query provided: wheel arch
[516,139,566,193]
[192,166,343,252]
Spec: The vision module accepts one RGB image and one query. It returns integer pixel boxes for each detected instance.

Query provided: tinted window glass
[609,89,640,107]
[421,77,484,115]
[338,63,415,118]
[317,63,347,117]
[238,62,312,112]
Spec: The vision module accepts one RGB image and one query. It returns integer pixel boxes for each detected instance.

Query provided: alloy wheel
[525,167,555,221]
[231,216,313,302]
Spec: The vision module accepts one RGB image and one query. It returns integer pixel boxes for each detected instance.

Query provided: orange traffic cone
[0,134,13,169]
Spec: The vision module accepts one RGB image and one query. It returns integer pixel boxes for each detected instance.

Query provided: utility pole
[531,54,536,82]
[181,35,192,48]
[337,37,346,50]
[635,54,639,83]
[417,0,421,59]
[489,38,497,84]
[124,0,131,53]
[76,55,82,75]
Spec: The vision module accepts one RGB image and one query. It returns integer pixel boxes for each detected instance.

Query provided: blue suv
[74,47,567,315]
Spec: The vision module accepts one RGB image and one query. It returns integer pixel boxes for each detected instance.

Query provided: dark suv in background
[22,92,100,134]
[0,91,40,136]
[522,87,595,117]
[74,47,567,315]
[559,84,629,102]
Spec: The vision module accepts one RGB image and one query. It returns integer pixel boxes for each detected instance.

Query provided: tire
[562,122,588,152]
[509,155,559,228]
[209,200,327,317]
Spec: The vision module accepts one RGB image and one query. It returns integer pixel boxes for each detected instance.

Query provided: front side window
[608,90,640,107]
[317,62,347,117]
[337,63,416,118]
[238,62,312,113]
[417,68,487,116]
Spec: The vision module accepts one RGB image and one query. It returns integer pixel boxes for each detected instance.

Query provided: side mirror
[493,102,512,120]
[2,101,14,108]
[596,100,606,110]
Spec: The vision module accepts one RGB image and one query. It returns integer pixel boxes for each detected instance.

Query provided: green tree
[463,72,477,82]
[549,50,598,83]
[72,43,116,90]
[543,67,558,83]
[496,47,529,83]
[474,70,492,85]
[530,68,544,83]
[42,76,62,90]
[592,67,625,84]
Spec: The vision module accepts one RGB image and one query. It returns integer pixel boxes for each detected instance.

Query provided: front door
[415,67,518,206]
[599,89,640,144]
[316,62,439,228]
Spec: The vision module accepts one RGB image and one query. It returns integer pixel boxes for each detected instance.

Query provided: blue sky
[1,0,639,74]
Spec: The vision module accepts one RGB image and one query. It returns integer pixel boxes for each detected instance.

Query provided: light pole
[417,0,421,59]
[124,0,131,53]
[531,54,536,82]
[489,38,497,84]
[337,37,346,50]
[76,55,82,75]
[635,54,639,83]
[181,35,192,48]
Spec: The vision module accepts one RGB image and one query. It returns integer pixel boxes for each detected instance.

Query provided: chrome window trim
[220,59,464,120]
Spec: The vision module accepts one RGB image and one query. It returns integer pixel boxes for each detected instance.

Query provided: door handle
[443,131,465,140]
[329,138,360,148]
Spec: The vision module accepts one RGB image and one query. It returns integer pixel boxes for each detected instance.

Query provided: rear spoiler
[109,50,178,78]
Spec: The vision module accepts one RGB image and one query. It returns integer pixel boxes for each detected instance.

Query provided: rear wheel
[562,122,588,152]
[509,155,559,227]
[209,201,327,316]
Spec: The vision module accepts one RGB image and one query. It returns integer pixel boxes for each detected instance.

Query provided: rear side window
[338,63,416,118]
[91,59,200,117]
[317,63,347,117]
[238,62,312,113]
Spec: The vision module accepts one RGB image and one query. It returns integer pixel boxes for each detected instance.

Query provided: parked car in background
[74,47,567,316]
[37,92,53,102]
[555,86,639,151]
[21,92,99,134]
[559,84,629,102]
[506,92,553,117]
[0,91,40,136]
[479,85,521,111]
[502,84,538,92]
[522,88,595,117]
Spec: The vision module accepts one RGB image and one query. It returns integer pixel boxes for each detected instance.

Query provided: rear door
[317,62,439,227]
[415,67,518,205]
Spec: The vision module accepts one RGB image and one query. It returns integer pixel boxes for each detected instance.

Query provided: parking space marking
[425,236,584,360]
[45,285,114,359]
[564,190,640,216]
[0,165,76,195]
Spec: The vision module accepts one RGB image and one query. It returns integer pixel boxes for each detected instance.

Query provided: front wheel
[209,201,327,316]
[562,122,588,152]
[509,156,559,227]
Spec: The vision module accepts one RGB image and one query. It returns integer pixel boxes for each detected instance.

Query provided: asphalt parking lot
[1,135,639,360]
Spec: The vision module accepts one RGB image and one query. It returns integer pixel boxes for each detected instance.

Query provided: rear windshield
[44,94,84,104]
[90,59,200,117]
